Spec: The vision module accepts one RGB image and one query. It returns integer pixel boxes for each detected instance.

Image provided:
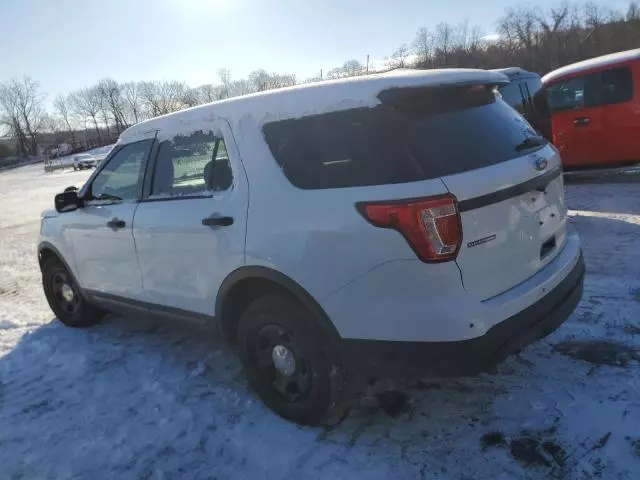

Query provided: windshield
[263,85,542,189]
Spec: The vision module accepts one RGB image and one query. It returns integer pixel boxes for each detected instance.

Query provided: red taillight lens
[356,194,462,263]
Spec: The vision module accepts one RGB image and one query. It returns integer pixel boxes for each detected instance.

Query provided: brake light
[356,194,462,263]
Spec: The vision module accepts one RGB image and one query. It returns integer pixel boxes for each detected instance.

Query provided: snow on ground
[0,164,639,479]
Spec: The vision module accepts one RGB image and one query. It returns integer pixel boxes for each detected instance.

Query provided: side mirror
[55,188,80,212]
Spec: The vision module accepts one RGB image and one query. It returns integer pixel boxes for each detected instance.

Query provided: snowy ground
[0,164,639,479]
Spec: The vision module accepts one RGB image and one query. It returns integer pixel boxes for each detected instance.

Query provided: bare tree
[387,43,411,68]
[97,79,128,133]
[0,77,46,156]
[139,81,163,117]
[248,70,297,92]
[139,81,192,116]
[122,82,143,124]
[229,78,253,97]
[71,87,102,140]
[53,94,75,137]
[413,27,435,65]
[433,22,456,65]
[194,84,220,104]
[218,68,232,99]
[327,60,365,79]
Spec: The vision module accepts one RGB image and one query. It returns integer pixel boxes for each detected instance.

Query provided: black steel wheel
[253,324,312,403]
[42,258,102,328]
[50,270,81,316]
[237,293,345,425]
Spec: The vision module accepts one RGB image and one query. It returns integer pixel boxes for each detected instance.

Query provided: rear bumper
[342,251,585,379]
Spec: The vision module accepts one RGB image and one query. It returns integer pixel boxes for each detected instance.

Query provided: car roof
[542,48,640,85]
[118,69,509,144]
[491,67,539,80]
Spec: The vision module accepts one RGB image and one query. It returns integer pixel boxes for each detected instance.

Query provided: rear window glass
[263,85,541,189]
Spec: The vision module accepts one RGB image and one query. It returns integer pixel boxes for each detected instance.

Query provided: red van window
[547,66,633,113]
[600,67,633,105]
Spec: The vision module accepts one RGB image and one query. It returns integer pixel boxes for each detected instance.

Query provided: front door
[133,122,248,316]
[69,139,153,299]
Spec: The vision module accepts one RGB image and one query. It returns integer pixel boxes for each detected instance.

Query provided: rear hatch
[442,147,566,299]
[263,79,568,300]
[378,83,567,300]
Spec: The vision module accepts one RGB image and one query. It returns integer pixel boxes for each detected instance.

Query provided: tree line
[1,1,639,158]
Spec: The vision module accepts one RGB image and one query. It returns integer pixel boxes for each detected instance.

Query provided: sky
[1,0,632,101]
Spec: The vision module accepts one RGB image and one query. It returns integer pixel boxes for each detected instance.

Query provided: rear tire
[237,293,346,426]
[42,258,102,328]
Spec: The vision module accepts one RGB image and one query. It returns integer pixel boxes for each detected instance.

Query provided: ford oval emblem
[534,157,548,171]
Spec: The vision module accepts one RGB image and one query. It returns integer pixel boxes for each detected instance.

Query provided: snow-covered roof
[119,69,509,144]
[491,67,539,79]
[542,49,640,85]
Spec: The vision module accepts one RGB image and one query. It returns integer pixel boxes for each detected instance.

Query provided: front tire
[237,294,346,425]
[42,258,102,328]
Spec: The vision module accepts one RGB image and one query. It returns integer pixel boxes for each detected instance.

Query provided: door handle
[202,215,234,227]
[573,117,590,127]
[106,218,126,231]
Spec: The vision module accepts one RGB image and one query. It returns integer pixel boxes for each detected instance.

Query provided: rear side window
[263,85,541,189]
[499,82,525,113]
[151,130,233,196]
[600,67,633,105]
[525,77,542,98]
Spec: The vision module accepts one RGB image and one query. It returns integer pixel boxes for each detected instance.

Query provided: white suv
[39,70,584,425]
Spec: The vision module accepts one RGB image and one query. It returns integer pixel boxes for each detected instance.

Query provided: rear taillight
[356,194,462,263]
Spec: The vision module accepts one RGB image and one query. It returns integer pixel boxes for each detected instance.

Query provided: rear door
[133,121,248,316]
[598,65,639,165]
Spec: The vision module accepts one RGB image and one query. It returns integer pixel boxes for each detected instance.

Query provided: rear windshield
[263,85,542,189]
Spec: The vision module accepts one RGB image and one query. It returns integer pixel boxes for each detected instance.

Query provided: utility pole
[320,69,323,80]
[366,54,370,73]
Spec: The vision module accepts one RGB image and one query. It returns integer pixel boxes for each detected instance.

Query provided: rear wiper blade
[515,136,547,152]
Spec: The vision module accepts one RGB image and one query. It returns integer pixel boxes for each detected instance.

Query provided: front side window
[90,140,152,201]
[600,67,633,105]
[547,76,586,112]
[151,130,233,197]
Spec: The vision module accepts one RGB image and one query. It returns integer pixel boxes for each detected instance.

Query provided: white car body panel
[67,202,143,299]
[322,233,580,341]
[39,68,581,351]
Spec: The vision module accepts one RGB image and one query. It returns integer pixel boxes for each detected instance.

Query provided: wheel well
[38,248,60,271]
[219,278,294,343]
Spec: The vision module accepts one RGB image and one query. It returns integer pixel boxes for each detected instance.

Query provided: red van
[540,49,640,169]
